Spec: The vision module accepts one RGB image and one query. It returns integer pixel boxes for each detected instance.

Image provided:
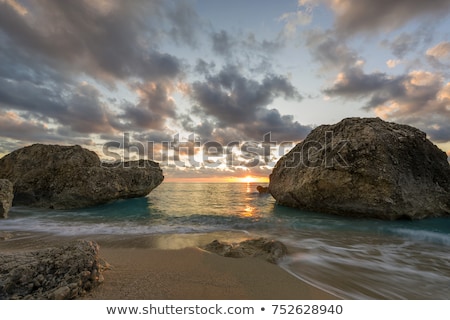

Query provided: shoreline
[0,231,339,300]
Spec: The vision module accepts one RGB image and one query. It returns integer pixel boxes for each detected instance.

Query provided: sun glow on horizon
[238,175,269,184]
[163,175,269,184]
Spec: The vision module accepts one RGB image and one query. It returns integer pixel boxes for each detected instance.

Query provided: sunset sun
[242,175,255,183]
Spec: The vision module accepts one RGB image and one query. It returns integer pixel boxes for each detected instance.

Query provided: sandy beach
[84,246,337,300]
[0,232,338,300]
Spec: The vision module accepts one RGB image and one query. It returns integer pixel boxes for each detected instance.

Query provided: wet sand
[83,246,337,300]
[0,231,338,300]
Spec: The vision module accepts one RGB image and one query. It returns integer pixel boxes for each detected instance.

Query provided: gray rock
[269,117,450,220]
[256,185,269,194]
[50,286,71,300]
[0,179,13,218]
[203,238,288,263]
[0,232,13,240]
[0,240,108,300]
[0,144,164,209]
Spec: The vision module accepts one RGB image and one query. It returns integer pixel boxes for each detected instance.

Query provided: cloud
[119,82,177,131]
[0,75,117,134]
[380,25,435,59]
[0,0,194,151]
[185,65,311,142]
[303,0,450,36]
[209,29,284,69]
[427,41,450,58]
[190,65,301,124]
[211,30,236,57]
[0,110,51,140]
[0,0,186,84]
[0,76,66,119]
[382,33,421,59]
[163,0,201,48]
[324,66,406,103]
[0,109,96,147]
[325,67,450,142]
[61,83,116,134]
[426,41,450,68]
[279,1,315,38]
[387,59,402,68]
[303,29,360,70]
[194,59,216,76]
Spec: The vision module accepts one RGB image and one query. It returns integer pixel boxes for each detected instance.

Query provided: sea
[1,182,449,300]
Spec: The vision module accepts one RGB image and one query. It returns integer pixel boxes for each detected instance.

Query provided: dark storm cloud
[186,65,311,142]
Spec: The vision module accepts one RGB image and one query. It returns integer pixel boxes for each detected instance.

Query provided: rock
[50,286,71,300]
[0,232,13,240]
[269,117,450,220]
[0,179,13,218]
[0,144,164,209]
[203,238,288,263]
[256,185,269,194]
[0,240,108,300]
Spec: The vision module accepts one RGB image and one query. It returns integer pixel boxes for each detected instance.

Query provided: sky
[1,0,450,182]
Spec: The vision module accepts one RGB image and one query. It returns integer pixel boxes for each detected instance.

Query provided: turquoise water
[1,182,450,299]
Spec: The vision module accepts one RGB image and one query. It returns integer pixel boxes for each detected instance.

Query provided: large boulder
[269,117,450,220]
[0,179,13,218]
[0,144,164,209]
[0,240,108,299]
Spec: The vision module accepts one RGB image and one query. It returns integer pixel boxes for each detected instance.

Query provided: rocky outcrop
[0,240,108,299]
[269,117,450,220]
[0,144,164,209]
[256,185,269,194]
[203,238,288,263]
[0,179,13,218]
